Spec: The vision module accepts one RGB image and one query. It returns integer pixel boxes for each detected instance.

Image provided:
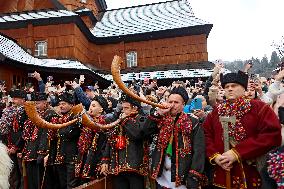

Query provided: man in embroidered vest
[44,92,81,189]
[22,92,52,189]
[149,86,206,189]
[203,71,282,188]
[100,94,151,189]
[0,89,27,189]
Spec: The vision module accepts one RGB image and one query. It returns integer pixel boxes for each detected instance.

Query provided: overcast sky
[104,0,284,62]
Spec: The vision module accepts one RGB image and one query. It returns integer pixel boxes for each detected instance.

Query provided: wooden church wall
[0,0,55,13]
[0,24,208,72]
[96,34,208,70]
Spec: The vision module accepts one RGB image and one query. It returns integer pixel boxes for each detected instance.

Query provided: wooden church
[0,0,213,89]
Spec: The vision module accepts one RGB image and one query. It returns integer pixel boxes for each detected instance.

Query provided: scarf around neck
[217,96,251,143]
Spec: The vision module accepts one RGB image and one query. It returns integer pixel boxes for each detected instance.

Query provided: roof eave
[94,24,213,44]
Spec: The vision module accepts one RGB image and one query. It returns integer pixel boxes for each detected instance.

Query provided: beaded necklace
[217,96,251,143]
[267,148,284,188]
[157,112,192,156]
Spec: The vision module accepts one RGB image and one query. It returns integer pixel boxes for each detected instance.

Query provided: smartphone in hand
[191,98,202,110]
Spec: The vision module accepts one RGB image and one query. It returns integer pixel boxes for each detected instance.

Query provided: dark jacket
[148,112,206,188]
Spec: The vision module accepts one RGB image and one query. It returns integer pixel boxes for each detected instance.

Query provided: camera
[28,73,34,77]
[47,76,53,82]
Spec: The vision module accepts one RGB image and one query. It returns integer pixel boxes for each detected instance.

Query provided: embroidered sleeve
[209,152,220,165]
[188,170,208,186]
[0,107,12,135]
[231,148,241,163]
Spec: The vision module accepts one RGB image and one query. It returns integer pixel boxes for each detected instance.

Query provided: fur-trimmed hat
[170,86,189,103]
[120,93,141,108]
[58,92,75,104]
[220,71,248,90]
[9,89,26,99]
[93,95,109,113]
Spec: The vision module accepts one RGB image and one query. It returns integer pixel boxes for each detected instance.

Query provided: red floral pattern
[217,96,251,143]
[157,112,192,154]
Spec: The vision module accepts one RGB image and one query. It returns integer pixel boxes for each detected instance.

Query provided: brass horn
[111,55,167,109]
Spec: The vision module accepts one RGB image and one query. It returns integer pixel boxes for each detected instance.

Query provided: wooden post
[219,116,236,189]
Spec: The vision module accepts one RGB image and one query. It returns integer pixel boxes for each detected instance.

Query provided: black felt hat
[170,86,189,103]
[93,95,109,113]
[58,92,75,104]
[220,71,248,90]
[9,89,26,99]
[34,93,48,101]
[120,93,141,108]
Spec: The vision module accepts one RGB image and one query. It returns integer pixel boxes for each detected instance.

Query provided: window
[81,0,87,3]
[35,41,47,57]
[126,51,137,67]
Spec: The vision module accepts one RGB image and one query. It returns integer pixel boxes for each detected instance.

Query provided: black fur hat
[9,89,26,99]
[93,95,109,113]
[58,92,75,104]
[120,93,141,108]
[220,71,248,90]
[170,86,189,103]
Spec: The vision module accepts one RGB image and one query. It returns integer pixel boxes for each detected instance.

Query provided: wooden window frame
[35,41,47,57]
[126,51,137,67]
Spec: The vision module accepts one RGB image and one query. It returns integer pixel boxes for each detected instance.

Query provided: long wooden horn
[25,101,121,130]
[111,55,167,109]
[81,113,121,130]
[24,101,81,129]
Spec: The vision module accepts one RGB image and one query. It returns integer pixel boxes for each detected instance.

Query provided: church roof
[0,0,212,43]
[92,0,211,37]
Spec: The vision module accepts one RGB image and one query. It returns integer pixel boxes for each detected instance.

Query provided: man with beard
[44,92,81,189]
[0,89,27,189]
[203,71,282,188]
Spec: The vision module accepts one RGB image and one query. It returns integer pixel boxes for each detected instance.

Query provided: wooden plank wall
[58,0,100,17]
[97,35,208,70]
[0,63,27,89]
[0,24,208,72]
[0,0,55,13]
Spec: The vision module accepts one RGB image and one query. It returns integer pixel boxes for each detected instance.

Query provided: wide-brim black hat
[220,71,248,90]
[120,93,141,108]
[9,89,26,99]
[93,95,109,113]
[58,92,75,104]
[170,86,189,103]
[34,93,48,101]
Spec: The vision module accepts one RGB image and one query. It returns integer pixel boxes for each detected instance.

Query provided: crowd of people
[0,62,283,189]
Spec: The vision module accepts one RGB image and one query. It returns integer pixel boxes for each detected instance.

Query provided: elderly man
[203,71,282,188]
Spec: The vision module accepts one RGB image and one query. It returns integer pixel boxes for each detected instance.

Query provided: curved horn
[24,101,80,129]
[111,55,167,109]
[81,113,121,130]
